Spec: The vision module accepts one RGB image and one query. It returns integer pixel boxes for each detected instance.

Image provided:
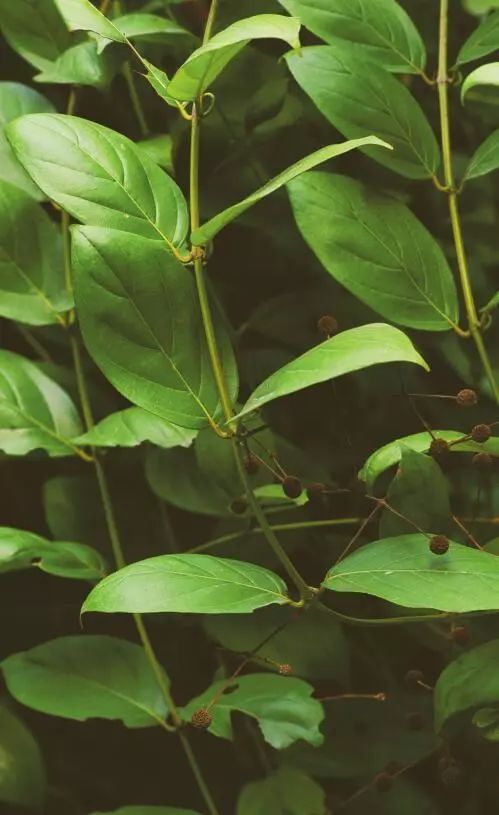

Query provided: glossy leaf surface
[457,11,499,64]
[464,130,499,180]
[0,527,105,580]
[75,407,197,449]
[34,42,122,89]
[53,0,126,42]
[435,640,499,732]
[462,62,499,102]
[0,0,70,70]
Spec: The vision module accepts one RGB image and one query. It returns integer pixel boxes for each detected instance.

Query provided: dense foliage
[0,0,499,813]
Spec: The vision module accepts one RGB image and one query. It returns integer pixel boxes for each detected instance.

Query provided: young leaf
[0,180,71,325]
[0,527,106,580]
[82,554,291,615]
[0,0,71,70]
[286,45,440,179]
[98,12,192,51]
[434,640,499,732]
[34,41,123,89]
[183,674,323,749]
[53,0,126,43]
[0,705,46,809]
[234,324,428,420]
[288,173,459,331]
[0,82,55,199]
[75,407,197,449]
[237,766,325,815]
[323,535,499,612]
[461,62,499,103]
[0,350,83,457]
[2,636,169,727]
[7,114,188,253]
[167,14,301,102]
[358,430,494,490]
[191,137,392,246]
[71,226,238,429]
[463,130,499,181]
[457,10,499,65]
[278,0,426,74]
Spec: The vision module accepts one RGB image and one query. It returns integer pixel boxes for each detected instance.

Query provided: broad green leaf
[182,674,324,749]
[191,137,392,246]
[2,636,169,728]
[0,180,71,325]
[462,62,499,103]
[34,41,123,89]
[457,10,499,65]
[380,448,451,538]
[288,173,459,331]
[167,14,301,102]
[323,534,499,612]
[463,130,499,180]
[7,114,188,253]
[82,554,290,615]
[0,705,46,809]
[237,766,325,815]
[0,82,55,199]
[75,407,196,449]
[0,350,83,457]
[136,134,174,175]
[0,0,71,70]
[434,640,499,732]
[204,604,349,683]
[53,0,126,42]
[91,809,200,815]
[98,12,191,51]
[278,0,426,74]
[234,324,429,420]
[0,527,105,580]
[71,226,237,429]
[358,430,495,490]
[286,46,440,179]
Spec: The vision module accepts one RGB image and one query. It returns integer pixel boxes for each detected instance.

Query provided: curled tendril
[200,92,216,117]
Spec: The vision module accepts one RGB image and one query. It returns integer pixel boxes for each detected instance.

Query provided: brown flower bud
[429,534,449,555]
[282,476,302,499]
[278,663,293,675]
[471,423,491,443]
[191,708,212,729]
[456,388,478,407]
[243,454,259,475]
[317,315,338,337]
[429,437,449,458]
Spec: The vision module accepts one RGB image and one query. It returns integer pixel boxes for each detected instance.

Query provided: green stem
[203,0,219,43]
[437,0,499,402]
[178,731,220,815]
[123,61,149,137]
[14,323,53,364]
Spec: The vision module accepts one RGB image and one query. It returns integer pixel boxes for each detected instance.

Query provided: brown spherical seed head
[473,452,493,468]
[230,497,248,515]
[317,315,338,337]
[306,482,325,501]
[471,423,492,443]
[440,759,461,787]
[374,772,393,793]
[406,711,425,730]
[191,708,212,729]
[243,454,259,475]
[282,476,303,500]
[404,668,424,688]
[278,663,293,675]
[451,625,469,646]
[429,534,449,555]
[456,388,478,407]
[429,437,449,458]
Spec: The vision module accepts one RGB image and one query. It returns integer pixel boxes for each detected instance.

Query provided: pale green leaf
[167,14,301,102]
[278,0,426,73]
[288,173,458,331]
[34,41,123,89]
[286,45,440,179]
[457,10,499,65]
[191,137,392,246]
[234,324,429,420]
[434,640,499,732]
[2,636,169,727]
[71,226,237,429]
[463,130,499,180]
[136,134,174,175]
[462,62,499,103]
[0,527,105,580]
[182,674,324,749]
[82,554,291,615]
[75,407,196,449]
[53,0,126,42]
[237,766,325,815]
[323,534,499,612]
[0,0,71,70]
[0,705,46,809]
[98,12,191,51]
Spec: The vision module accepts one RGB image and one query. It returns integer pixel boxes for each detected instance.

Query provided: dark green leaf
[463,130,499,180]
[34,41,123,89]
[0,527,105,580]
[0,704,46,808]
[288,173,458,331]
[461,62,499,103]
[457,11,499,65]
[0,0,70,70]
[434,639,499,732]
[482,291,499,313]
[2,636,169,727]
[237,766,325,814]
[75,407,197,449]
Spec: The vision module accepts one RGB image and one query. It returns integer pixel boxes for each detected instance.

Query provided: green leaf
[141,59,177,107]
[457,10,499,65]
[0,704,46,809]
[183,673,323,749]
[99,12,191,50]
[2,636,169,727]
[323,534,499,612]
[91,809,200,815]
[34,41,123,89]
[0,82,55,199]
[0,527,105,580]
[358,430,495,490]
[463,130,499,181]
[434,640,499,732]
[462,62,499,103]
[53,0,126,42]
[191,137,392,246]
[237,766,325,815]
[136,134,174,175]
[167,14,301,102]
[0,0,71,70]
[286,45,440,179]
[0,350,83,457]
[278,0,426,74]
[75,407,196,449]
[380,448,451,538]
[7,114,188,253]
[71,226,237,429]
[234,324,428,420]
[82,554,290,615]
[288,173,458,331]
[482,290,499,313]
[0,180,71,325]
